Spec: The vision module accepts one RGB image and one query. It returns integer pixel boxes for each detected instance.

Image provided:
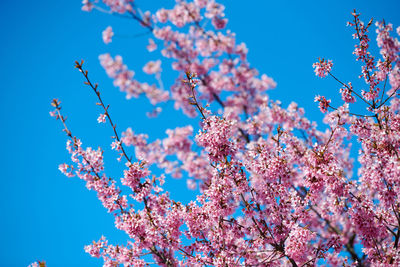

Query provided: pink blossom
[102,26,113,44]
[376,21,399,63]
[99,54,169,104]
[314,95,331,113]
[163,126,193,155]
[84,236,107,258]
[97,113,106,123]
[28,261,45,267]
[285,226,316,263]
[195,116,236,162]
[111,140,121,151]
[313,58,333,77]
[155,8,168,23]
[142,60,161,74]
[121,128,148,148]
[146,106,162,118]
[340,83,356,103]
[146,38,157,52]
[102,0,133,14]
[212,17,227,29]
[205,1,225,19]
[81,0,94,12]
[58,163,74,177]
[186,179,197,190]
[121,162,149,192]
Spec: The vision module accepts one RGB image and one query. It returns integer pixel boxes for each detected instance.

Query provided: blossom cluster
[99,53,169,105]
[312,58,333,77]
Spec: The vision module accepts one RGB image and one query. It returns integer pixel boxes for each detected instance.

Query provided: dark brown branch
[74,60,134,166]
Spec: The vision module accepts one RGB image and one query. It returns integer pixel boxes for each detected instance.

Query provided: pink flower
[212,17,228,30]
[194,0,207,8]
[99,54,169,104]
[146,106,162,118]
[155,8,168,23]
[340,83,356,103]
[314,95,331,113]
[102,0,133,14]
[313,58,333,77]
[376,21,399,64]
[111,140,122,151]
[58,163,74,177]
[97,113,106,123]
[285,226,316,263]
[186,179,197,190]
[146,38,157,52]
[195,116,236,162]
[82,0,94,12]
[102,26,114,44]
[143,60,161,74]
[84,236,107,258]
[121,162,149,192]
[205,2,225,19]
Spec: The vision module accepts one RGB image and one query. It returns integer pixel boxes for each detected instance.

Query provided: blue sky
[1,0,399,266]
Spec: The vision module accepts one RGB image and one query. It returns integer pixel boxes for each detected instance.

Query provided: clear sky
[1,0,399,266]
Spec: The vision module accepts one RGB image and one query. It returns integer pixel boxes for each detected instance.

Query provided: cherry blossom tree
[35,1,400,266]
